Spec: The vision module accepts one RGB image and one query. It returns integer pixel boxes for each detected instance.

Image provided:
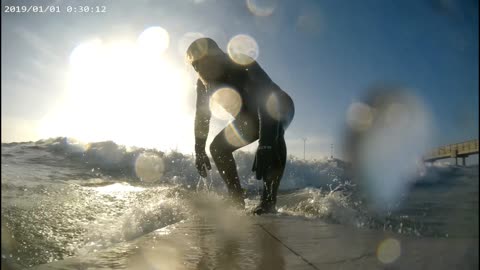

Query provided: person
[186,37,294,215]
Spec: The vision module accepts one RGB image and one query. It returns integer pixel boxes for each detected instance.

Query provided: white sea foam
[1,138,477,268]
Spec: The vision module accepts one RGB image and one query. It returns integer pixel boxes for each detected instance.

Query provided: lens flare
[127,243,184,270]
[346,102,374,132]
[137,26,170,56]
[209,87,243,120]
[377,238,401,264]
[265,91,293,124]
[1,224,16,258]
[84,141,124,166]
[135,153,165,182]
[296,9,324,35]
[55,29,193,150]
[246,0,277,16]
[344,88,432,213]
[227,34,259,65]
[384,103,412,129]
[224,124,249,148]
[266,92,282,121]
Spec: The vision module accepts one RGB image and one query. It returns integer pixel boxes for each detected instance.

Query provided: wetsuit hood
[186,37,224,63]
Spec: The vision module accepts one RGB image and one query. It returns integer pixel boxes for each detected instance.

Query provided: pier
[423,139,478,166]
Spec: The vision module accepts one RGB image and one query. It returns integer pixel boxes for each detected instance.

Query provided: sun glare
[137,26,170,56]
[40,27,195,152]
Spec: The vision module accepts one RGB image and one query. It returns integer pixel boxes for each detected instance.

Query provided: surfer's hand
[195,150,211,178]
[252,145,280,180]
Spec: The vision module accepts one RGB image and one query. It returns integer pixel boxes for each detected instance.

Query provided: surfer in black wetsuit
[186,38,294,215]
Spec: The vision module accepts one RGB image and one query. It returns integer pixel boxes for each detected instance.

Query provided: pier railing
[423,139,478,163]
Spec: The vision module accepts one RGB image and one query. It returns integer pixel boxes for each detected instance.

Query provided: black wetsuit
[193,50,294,213]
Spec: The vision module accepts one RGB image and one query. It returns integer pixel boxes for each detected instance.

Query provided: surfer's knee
[209,138,231,161]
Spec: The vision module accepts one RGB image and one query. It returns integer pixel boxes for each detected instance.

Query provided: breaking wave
[2,137,478,268]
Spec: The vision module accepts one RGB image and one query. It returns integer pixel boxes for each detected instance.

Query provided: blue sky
[1,0,478,160]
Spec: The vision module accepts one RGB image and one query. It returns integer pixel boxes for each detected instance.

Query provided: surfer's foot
[252,201,277,215]
[228,192,245,210]
[225,186,246,210]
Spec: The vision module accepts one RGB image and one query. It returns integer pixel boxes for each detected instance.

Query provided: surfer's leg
[210,113,259,207]
[254,135,287,214]
[271,135,287,202]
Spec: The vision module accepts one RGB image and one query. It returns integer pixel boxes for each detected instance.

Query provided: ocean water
[1,137,478,268]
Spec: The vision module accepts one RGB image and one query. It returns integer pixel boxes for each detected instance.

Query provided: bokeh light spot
[384,103,412,129]
[346,102,373,132]
[265,91,294,125]
[266,92,281,121]
[296,9,324,35]
[137,26,170,56]
[128,243,184,270]
[135,153,165,182]
[227,34,259,65]
[224,125,249,148]
[1,224,17,258]
[246,0,277,16]
[209,87,243,120]
[344,88,432,213]
[377,238,401,264]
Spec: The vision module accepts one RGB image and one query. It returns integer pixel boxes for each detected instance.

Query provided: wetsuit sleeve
[194,79,211,152]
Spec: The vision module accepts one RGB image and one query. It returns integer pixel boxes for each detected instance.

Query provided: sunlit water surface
[1,138,478,267]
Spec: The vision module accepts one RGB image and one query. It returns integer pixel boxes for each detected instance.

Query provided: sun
[39,26,196,152]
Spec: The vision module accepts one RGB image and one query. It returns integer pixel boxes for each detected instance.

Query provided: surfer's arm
[194,79,211,152]
[194,80,212,177]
